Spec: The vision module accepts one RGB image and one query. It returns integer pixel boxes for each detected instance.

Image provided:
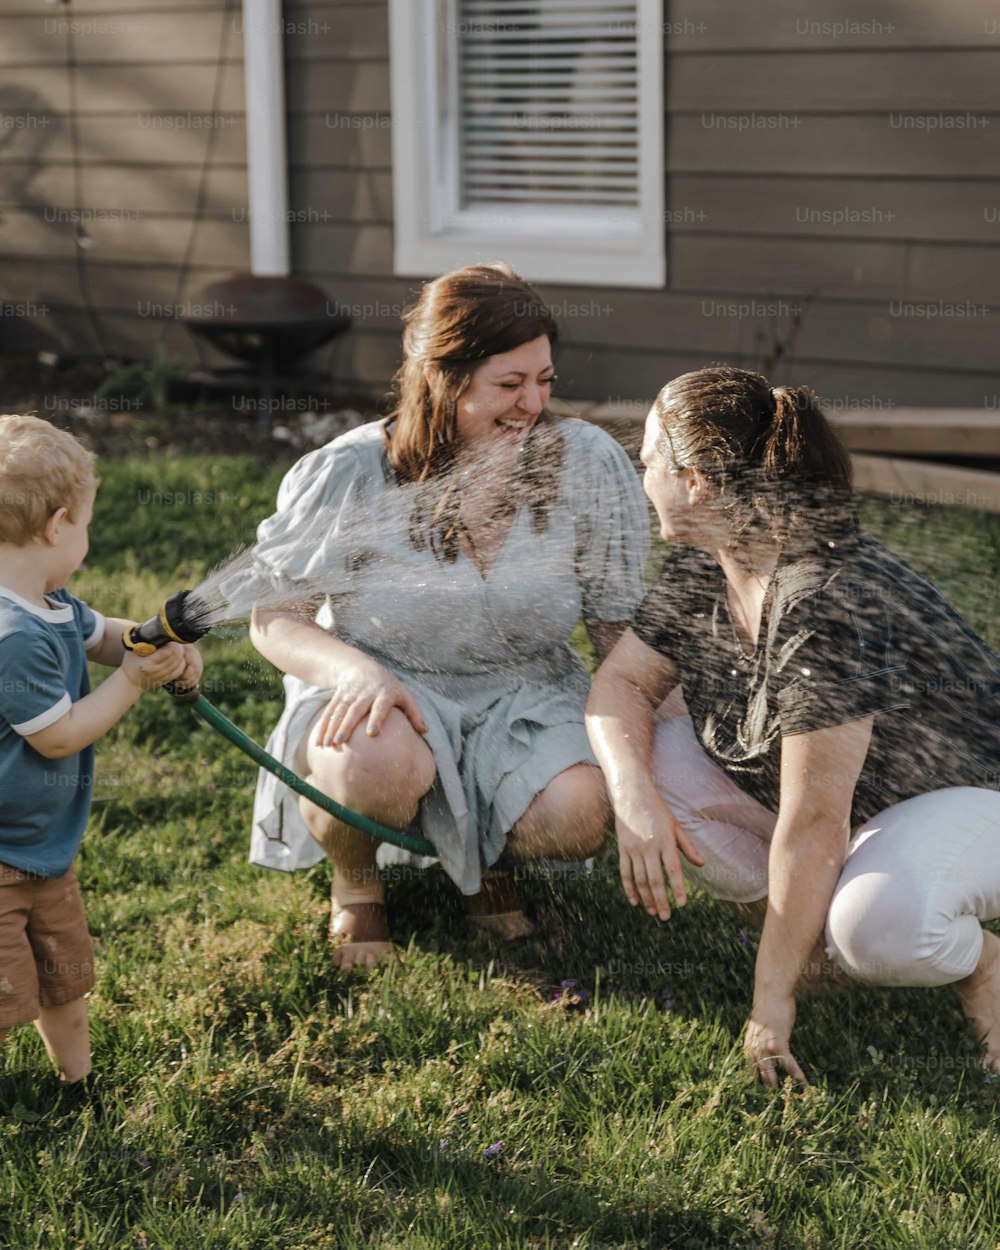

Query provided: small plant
[96,344,186,412]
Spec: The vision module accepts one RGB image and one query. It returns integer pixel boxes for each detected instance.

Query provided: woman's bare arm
[587,628,705,916]
[584,619,628,665]
[745,715,873,1084]
[586,626,677,806]
[250,600,369,687]
[755,717,873,997]
[249,601,428,740]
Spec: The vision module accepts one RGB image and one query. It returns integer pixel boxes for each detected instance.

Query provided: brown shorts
[0,860,95,1029]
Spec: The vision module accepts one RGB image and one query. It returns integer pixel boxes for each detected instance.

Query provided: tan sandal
[329,901,395,969]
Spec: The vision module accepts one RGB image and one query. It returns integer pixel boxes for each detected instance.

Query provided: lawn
[2,451,999,1250]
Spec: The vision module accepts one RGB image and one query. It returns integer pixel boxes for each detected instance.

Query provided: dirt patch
[0,351,382,461]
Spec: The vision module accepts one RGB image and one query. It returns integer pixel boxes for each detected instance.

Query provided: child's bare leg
[34,997,91,1082]
[953,929,1000,1074]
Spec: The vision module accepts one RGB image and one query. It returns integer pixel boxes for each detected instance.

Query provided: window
[389,0,665,287]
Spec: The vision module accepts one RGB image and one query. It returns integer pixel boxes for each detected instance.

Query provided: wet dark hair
[384,262,566,562]
[653,366,855,547]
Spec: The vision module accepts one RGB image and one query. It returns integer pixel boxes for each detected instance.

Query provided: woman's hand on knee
[316,658,428,747]
[615,792,705,921]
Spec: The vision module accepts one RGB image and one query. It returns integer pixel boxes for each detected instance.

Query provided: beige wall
[2,0,998,407]
[0,0,248,362]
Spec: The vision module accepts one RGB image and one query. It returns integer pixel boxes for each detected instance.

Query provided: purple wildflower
[659,987,675,1010]
[484,1141,503,1159]
[555,979,589,1009]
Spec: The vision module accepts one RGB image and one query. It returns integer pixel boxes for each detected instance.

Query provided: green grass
[2,455,999,1250]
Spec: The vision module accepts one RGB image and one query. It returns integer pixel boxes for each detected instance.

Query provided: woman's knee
[534,764,610,858]
[826,788,1000,987]
[680,831,769,905]
[825,876,982,987]
[550,765,612,855]
[304,708,436,807]
[825,882,913,984]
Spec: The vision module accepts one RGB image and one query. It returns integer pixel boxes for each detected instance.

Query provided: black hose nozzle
[122,589,213,703]
[124,590,212,653]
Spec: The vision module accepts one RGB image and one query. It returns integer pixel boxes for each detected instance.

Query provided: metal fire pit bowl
[182,274,351,428]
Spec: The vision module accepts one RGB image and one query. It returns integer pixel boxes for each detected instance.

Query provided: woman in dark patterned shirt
[587,365,1000,1083]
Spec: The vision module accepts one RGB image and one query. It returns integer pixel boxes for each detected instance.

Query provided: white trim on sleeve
[84,611,106,651]
[12,692,72,737]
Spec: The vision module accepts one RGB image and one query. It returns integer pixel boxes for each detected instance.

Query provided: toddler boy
[0,414,201,1105]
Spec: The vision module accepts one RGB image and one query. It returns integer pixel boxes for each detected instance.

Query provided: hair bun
[770,384,801,419]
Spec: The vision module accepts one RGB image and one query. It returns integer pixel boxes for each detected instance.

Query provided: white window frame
[388,0,665,288]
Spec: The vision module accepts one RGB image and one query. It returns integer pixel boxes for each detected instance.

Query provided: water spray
[124,590,436,856]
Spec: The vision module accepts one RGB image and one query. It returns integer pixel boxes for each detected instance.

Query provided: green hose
[187,693,437,857]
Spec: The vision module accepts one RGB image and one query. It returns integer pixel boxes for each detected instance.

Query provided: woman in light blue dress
[247,263,650,966]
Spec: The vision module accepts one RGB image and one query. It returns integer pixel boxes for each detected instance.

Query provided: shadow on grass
[321,1130,759,1250]
[367,851,1000,1110]
[378,850,754,1027]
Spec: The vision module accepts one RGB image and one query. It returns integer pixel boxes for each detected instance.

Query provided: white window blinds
[389,0,665,287]
[458,1,642,209]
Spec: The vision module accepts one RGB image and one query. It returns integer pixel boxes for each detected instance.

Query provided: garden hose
[185,692,437,857]
[127,591,437,855]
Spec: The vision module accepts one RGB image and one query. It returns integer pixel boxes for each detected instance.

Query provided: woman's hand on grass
[615,792,704,921]
[316,657,428,747]
[744,994,808,1087]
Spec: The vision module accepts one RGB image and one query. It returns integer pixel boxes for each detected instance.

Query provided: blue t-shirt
[0,585,106,877]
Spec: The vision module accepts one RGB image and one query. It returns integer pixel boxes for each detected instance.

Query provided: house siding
[288,0,1000,407]
[2,0,998,407]
[0,0,248,361]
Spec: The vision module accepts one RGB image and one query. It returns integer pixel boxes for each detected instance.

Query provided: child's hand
[171,643,204,692]
[121,643,188,691]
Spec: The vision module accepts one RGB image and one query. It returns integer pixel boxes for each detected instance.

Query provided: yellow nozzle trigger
[122,626,157,657]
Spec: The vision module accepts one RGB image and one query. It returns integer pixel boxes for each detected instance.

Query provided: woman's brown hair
[384,262,564,562]
[654,366,855,547]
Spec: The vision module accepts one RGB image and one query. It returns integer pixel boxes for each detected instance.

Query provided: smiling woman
[588,365,1000,1084]
[245,263,650,968]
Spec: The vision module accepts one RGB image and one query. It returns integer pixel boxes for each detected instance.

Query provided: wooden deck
[567,401,1000,515]
[851,455,1000,514]
[571,402,1000,459]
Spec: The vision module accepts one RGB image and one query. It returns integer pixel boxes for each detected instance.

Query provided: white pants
[652,712,1000,987]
